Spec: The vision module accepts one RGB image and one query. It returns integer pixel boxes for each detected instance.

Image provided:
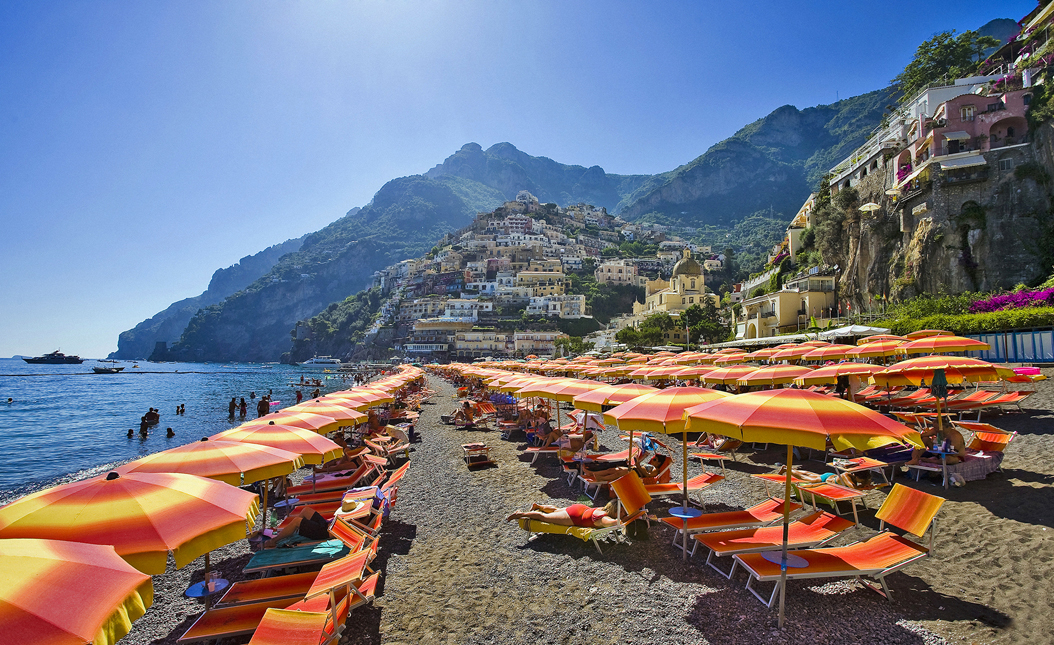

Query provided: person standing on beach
[228,397,237,418]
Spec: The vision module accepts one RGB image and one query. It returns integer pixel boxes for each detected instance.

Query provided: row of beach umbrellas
[0,365,424,645]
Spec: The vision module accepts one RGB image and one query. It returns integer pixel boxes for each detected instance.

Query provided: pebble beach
[98,370,1054,645]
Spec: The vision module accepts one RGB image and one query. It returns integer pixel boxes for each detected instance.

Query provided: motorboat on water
[23,351,84,364]
[302,356,342,366]
[93,360,125,374]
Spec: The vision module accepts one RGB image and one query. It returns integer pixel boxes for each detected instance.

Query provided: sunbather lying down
[264,506,329,547]
[582,452,668,482]
[776,465,872,489]
[505,500,620,528]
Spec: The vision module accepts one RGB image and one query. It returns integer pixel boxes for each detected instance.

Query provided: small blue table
[668,506,702,561]
[185,578,229,609]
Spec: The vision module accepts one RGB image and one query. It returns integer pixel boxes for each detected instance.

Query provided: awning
[939,154,987,170]
[942,131,971,141]
[896,160,933,187]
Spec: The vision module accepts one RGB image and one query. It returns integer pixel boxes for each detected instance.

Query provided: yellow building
[632,249,718,316]
[516,271,566,297]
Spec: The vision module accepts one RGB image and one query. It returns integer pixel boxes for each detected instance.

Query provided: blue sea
[0,359,355,500]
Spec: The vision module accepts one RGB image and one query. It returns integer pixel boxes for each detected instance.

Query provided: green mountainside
[111,236,304,359]
[618,88,897,226]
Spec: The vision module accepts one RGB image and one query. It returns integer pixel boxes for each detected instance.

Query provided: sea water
[0,358,352,500]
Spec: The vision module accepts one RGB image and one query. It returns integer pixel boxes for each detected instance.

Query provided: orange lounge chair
[516,472,652,554]
[287,464,377,496]
[693,511,854,577]
[795,482,870,524]
[364,438,410,465]
[579,455,672,501]
[181,550,378,644]
[690,438,743,474]
[734,483,944,607]
[216,571,318,607]
[658,498,802,546]
[644,472,724,506]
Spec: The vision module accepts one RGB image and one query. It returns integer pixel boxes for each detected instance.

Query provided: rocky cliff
[111,236,304,359]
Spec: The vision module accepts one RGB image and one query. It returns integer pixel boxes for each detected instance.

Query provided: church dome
[671,249,702,277]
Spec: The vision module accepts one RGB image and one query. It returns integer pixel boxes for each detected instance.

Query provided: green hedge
[874,307,1054,336]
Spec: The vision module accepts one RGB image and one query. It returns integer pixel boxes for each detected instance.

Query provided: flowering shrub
[969,288,1054,313]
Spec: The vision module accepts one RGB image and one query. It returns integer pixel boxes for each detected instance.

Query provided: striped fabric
[610,472,651,516]
[874,484,945,537]
[0,471,259,575]
[737,533,926,579]
[121,439,304,486]
[603,387,732,434]
[695,511,854,555]
[0,539,154,645]
[247,609,329,645]
[212,423,343,465]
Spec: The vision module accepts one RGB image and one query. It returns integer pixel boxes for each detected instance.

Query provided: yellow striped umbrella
[737,364,814,387]
[0,538,154,645]
[672,364,717,379]
[535,379,607,402]
[875,356,1013,385]
[800,341,832,347]
[0,471,259,574]
[605,386,733,559]
[897,336,990,355]
[770,345,814,361]
[628,366,659,379]
[572,384,660,412]
[211,421,343,465]
[845,339,905,359]
[793,363,885,386]
[857,334,906,345]
[745,347,780,361]
[645,365,689,380]
[242,411,341,435]
[279,398,368,424]
[701,364,758,386]
[904,329,952,340]
[121,438,303,486]
[800,344,857,361]
[713,353,750,365]
[684,389,922,627]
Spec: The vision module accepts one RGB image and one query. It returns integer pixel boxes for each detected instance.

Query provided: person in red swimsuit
[505,500,620,528]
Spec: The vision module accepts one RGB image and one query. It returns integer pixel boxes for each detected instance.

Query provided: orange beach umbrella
[0,471,260,574]
[793,362,885,386]
[684,389,922,626]
[211,421,343,465]
[736,364,813,387]
[897,336,990,355]
[282,399,368,424]
[0,538,154,645]
[120,437,304,486]
[242,411,342,435]
[572,384,659,412]
[701,365,758,386]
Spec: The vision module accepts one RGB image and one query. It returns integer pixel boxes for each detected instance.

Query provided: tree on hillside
[615,312,674,348]
[554,336,595,357]
[893,30,1000,102]
[684,300,730,346]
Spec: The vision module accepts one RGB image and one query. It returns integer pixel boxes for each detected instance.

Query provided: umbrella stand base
[761,551,808,568]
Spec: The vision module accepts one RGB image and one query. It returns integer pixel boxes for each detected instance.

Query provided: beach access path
[117,371,1053,645]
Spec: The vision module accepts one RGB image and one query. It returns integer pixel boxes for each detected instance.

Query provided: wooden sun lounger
[693,511,854,577]
[734,483,944,608]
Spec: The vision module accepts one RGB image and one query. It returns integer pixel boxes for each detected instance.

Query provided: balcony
[941,168,990,186]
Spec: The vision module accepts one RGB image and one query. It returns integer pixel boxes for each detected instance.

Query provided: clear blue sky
[0,0,1033,358]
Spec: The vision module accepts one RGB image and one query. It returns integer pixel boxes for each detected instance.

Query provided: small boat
[23,350,84,364]
[92,366,125,374]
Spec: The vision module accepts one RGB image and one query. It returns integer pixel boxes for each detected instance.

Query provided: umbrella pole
[204,551,212,610]
[779,443,792,629]
[682,427,690,561]
[261,479,269,544]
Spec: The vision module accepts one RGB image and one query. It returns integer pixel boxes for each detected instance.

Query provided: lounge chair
[693,511,854,577]
[690,438,743,474]
[734,483,944,607]
[658,497,802,545]
[364,438,410,466]
[794,482,870,524]
[181,550,378,644]
[287,464,377,496]
[516,472,652,554]
[644,472,724,506]
[579,454,672,501]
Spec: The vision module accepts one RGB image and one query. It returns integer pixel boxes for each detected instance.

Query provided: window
[1024,94,1032,106]
[689,297,694,303]
[690,279,696,289]
[999,158,1014,171]
[960,105,975,121]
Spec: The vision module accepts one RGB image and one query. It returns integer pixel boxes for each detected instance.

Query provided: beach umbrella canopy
[211,422,343,465]
[242,411,342,435]
[701,365,758,386]
[800,344,857,361]
[281,399,368,424]
[0,538,154,645]
[856,334,906,345]
[845,339,905,359]
[745,348,780,361]
[0,471,260,574]
[769,345,815,361]
[737,364,814,387]
[875,356,1012,385]
[904,329,952,340]
[572,384,659,412]
[793,363,885,386]
[672,364,716,379]
[120,437,304,486]
[684,389,922,627]
[897,336,990,355]
[533,379,606,402]
[713,353,750,365]
[328,389,395,406]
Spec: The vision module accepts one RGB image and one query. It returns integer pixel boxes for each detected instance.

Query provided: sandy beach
[110,370,1052,645]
